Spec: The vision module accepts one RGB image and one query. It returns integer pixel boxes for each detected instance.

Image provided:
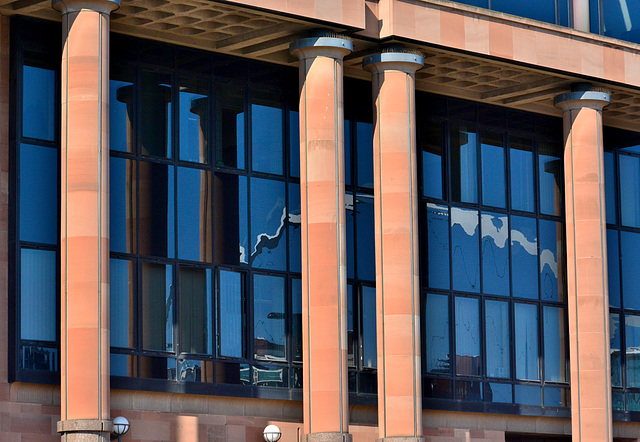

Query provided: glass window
[600,0,640,44]
[538,141,563,216]
[140,71,172,158]
[362,286,377,369]
[110,157,136,254]
[347,285,356,368]
[252,91,283,175]
[250,177,287,271]
[179,77,209,163]
[511,216,538,299]
[292,279,302,363]
[491,0,557,24]
[345,119,352,186]
[626,314,640,388]
[481,212,509,296]
[215,84,245,169]
[426,203,450,290]
[451,128,478,204]
[20,248,57,342]
[213,173,248,265]
[178,267,212,355]
[253,274,286,361]
[539,219,564,302]
[621,231,640,310]
[110,258,134,349]
[619,154,640,228]
[346,192,356,280]
[289,108,300,178]
[607,229,621,308]
[611,313,622,387]
[543,306,566,382]
[515,303,539,380]
[515,384,541,406]
[23,64,55,141]
[288,183,301,273]
[177,167,212,262]
[426,293,450,373]
[141,263,173,352]
[421,121,444,199]
[139,162,175,258]
[218,270,244,358]
[20,144,57,244]
[110,71,134,153]
[455,296,480,376]
[481,132,505,208]
[451,207,480,293]
[486,383,512,403]
[356,121,374,189]
[356,194,375,281]
[510,137,535,212]
[485,300,510,378]
[604,151,617,225]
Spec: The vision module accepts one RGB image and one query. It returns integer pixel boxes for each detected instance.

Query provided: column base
[376,438,425,442]
[302,432,353,442]
[57,419,113,441]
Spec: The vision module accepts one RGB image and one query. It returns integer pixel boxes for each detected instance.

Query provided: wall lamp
[111,416,130,441]
[263,424,282,442]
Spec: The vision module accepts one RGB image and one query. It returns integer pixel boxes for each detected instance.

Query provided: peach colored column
[555,84,612,442]
[52,0,118,440]
[290,33,353,442]
[573,0,590,32]
[364,50,424,442]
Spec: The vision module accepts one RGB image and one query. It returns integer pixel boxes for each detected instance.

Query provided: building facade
[2,0,640,440]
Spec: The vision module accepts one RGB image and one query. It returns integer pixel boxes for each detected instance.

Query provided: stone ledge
[57,419,113,433]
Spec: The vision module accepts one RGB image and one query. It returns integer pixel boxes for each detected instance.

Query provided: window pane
[345,119,352,186]
[426,203,450,290]
[110,157,136,254]
[21,248,56,341]
[601,0,640,44]
[250,178,287,271]
[110,258,134,349]
[110,353,136,377]
[179,267,211,355]
[626,314,640,387]
[139,356,176,380]
[611,313,622,387]
[292,278,302,362]
[252,91,283,175]
[21,345,57,372]
[485,300,510,378]
[451,128,478,204]
[515,385,541,406]
[289,109,300,178]
[110,78,134,153]
[421,121,443,199]
[20,144,57,244]
[604,151,616,224]
[455,296,480,376]
[213,173,248,265]
[619,154,640,227]
[356,121,374,189]
[179,78,208,163]
[426,293,450,373]
[23,64,55,141]
[288,183,301,273]
[510,137,534,212]
[141,263,173,352]
[486,383,512,403]
[356,193,375,281]
[177,167,212,262]
[515,303,539,380]
[253,274,286,361]
[621,231,640,310]
[491,0,557,24]
[481,212,509,296]
[511,216,538,299]
[139,162,174,258]
[539,141,563,216]
[140,71,171,158]
[219,270,244,358]
[543,306,566,382]
[346,192,355,279]
[539,219,565,302]
[451,207,480,292]
[481,132,505,208]
[347,285,355,367]
[544,387,570,408]
[607,229,621,308]
[216,84,245,169]
[362,286,377,368]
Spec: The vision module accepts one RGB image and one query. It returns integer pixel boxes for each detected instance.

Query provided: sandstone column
[53,0,118,439]
[555,83,612,442]
[364,49,424,442]
[290,32,352,442]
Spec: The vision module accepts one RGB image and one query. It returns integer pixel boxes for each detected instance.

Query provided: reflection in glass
[456,380,482,401]
[539,219,564,302]
[346,192,355,280]
[601,0,640,44]
[139,162,174,258]
[356,122,374,188]
[515,303,539,380]
[20,144,58,244]
[215,361,250,385]
[627,392,640,411]
[20,345,57,372]
[110,258,134,349]
[604,151,616,225]
[254,274,286,361]
[177,167,211,262]
[362,286,377,368]
[426,294,450,373]
[613,391,625,411]
[110,78,133,152]
[619,154,640,227]
[21,248,56,341]
[511,216,538,299]
[485,300,509,378]
[347,285,355,367]
[621,231,640,310]
[252,92,283,175]
[110,157,136,253]
[252,364,288,387]
[359,372,377,394]
[491,0,557,24]
[451,128,478,203]
[289,109,300,178]
[611,313,622,387]
[481,132,505,208]
[216,84,244,168]
[451,207,480,292]
[421,121,443,199]
[607,229,621,308]
[543,306,566,382]
[345,119,352,186]
[141,263,173,352]
[514,384,541,406]
[356,194,375,281]
[486,383,511,403]
[510,137,534,212]
[250,178,286,270]
[179,78,208,163]
[214,173,247,265]
[140,71,171,158]
[626,314,640,387]
[110,353,136,377]
[23,65,55,141]
[219,270,243,358]
[481,212,509,295]
[455,297,480,376]
[139,356,176,380]
[544,387,570,407]
[539,141,563,216]
[288,183,302,273]
[426,203,450,289]
[179,267,211,355]
[178,359,214,383]
[292,279,302,362]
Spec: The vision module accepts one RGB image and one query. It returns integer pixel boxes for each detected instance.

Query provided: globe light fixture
[263,424,281,442]
[112,416,130,441]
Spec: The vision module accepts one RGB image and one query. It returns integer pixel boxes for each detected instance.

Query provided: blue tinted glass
[140,72,171,158]
[510,138,535,212]
[356,194,375,281]
[613,391,625,411]
[347,285,355,367]
[213,173,247,265]
[216,85,245,169]
[601,0,640,44]
[558,0,570,26]
[254,274,286,361]
[539,142,563,216]
[511,216,538,299]
[456,0,488,6]
[515,385,541,406]
[486,383,512,403]
[607,229,621,308]
[23,65,55,141]
[544,387,570,408]
[491,0,556,24]
[139,162,174,258]
[110,354,133,377]
[422,121,443,199]
[345,119,352,186]
[20,144,57,244]
[481,212,509,296]
[346,192,355,279]
[626,314,640,387]
[250,177,287,271]
[426,293,450,373]
[455,296,480,376]
[292,278,302,362]
[21,248,56,341]
[219,270,243,358]
[451,128,478,204]
[621,231,640,310]
[485,300,510,378]
[628,392,640,411]
[456,380,482,401]
[179,267,211,354]
[539,219,564,302]
[452,207,480,292]
[288,183,301,273]
[179,80,208,163]
[110,258,134,348]
[543,306,566,382]
[141,263,173,352]
[356,122,374,188]
[427,203,450,290]
[289,110,300,178]
[590,0,600,33]
[110,79,133,152]
[619,154,640,227]
[481,133,505,208]
[515,303,539,380]
[252,94,283,175]
[110,157,135,254]
[611,313,622,387]
[605,151,617,224]
[177,167,211,262]
[362,286,377,368]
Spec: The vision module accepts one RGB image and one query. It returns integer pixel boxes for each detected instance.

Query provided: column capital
[363,47,424,74]
[554,82,611,111]
[290,30,352,60]
[52,0,119,14]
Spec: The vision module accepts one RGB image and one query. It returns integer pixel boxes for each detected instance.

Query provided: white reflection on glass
[485,300,509,378]
[426,293,450,373]
[250,178,287,270]
[455,297,480,375]
[543,306,566,382]
[481,213,509,295]
[427,203,449,290]
[451,207,479,292]
[626,314,640,388]
[511,216,538,298]
[253,274,286,361]
[611,313,622,387]
[515,303,539,380]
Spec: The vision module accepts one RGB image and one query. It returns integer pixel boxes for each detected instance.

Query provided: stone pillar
[363,49,424,442]
[554,83,612,442]
[290,32,353,442]
[53,0,118,439]
[573,0,590,32]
